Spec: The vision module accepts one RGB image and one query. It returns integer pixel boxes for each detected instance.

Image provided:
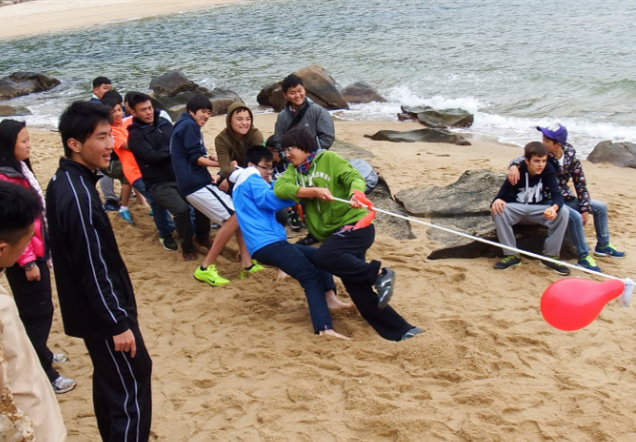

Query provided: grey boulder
[149,70,198,97]
[587,140,636,168]
[0,72,60,100]
[399,105,474,128]
[364,128,471,146]
[152,87,244,121]
[341,81,387,104]
[0,104,31,116]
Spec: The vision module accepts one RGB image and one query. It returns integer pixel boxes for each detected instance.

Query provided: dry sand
[6,113,636,441]
[0,0,258,40]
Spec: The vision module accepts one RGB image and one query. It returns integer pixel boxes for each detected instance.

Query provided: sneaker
[159,235,178,251]
[288,210,304,231]
[118,209,133,225]
[211,223,221,230]
[182,251,198,262]
[296,233,318,246]
[52,353,67,364]
[540,257,571,276]
[578,254,601,272]
[494,255,521,270]
[194,236,213,250]
[401,326,424,341]
[103,199,120,212]
[240,261,265,279]
[594,243,625,259]
[374,267,396,309]
[194,264,230,286]
[52,376,76,394]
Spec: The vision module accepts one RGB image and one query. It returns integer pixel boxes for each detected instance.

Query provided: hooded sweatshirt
[493,161,563,208]
[273,97,335,151]
[170,112,213,196]
[214,102,264,177]
[273,150,367,241]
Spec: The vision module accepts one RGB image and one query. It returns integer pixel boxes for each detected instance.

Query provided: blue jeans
[564,198,610,257]
[132,178,175,237]
[252,241,334,334]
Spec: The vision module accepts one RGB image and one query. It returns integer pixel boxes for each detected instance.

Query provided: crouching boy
[492,141,570,275]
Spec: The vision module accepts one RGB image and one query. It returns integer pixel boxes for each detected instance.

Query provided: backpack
[349,159,378,194]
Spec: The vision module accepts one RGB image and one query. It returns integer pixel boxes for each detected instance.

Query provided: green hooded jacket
[214,102,264,177]
[273,150,367,241]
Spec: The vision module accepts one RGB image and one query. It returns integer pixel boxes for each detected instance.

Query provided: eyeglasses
[283,146,294,153]
[256,165,274,173]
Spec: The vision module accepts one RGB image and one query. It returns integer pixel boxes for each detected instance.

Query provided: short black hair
[101,90,123,109]
[58,101,112,158]
[186,95,212,114]
[280,128,316,153]
[0,180,42,246]
[124,91,138,104]
[92,76,111,89]
[265,135,276,149]
[128,93,152,112]
[246,145,273,166]
[282,74,303,94]
[524,141,548,160]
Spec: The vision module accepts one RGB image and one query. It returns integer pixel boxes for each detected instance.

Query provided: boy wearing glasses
[170,96,263,286]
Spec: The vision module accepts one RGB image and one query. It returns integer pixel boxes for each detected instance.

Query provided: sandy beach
[3,113,633,441]
[0,0,258,40]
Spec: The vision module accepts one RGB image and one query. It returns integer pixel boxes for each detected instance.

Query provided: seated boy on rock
[508,123,624,272]
[492,141,570,275]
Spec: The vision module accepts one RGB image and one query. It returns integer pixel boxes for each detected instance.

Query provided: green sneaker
[194,264,230,287]
[494,255,521,270]
[240,260,265,279]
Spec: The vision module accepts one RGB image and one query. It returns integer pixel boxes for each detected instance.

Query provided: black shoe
[159,235,178,251]
[374,267,395,309]
[194,236,213,250]
[540,257,571,276]
[288,209,304,231]
[401,327,424,341]
[494,255,521,270]
[103,199,120,211]
[296,233,318,246]
[182,251,198,262]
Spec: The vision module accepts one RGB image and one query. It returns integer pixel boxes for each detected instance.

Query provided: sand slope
[10,113,636,441]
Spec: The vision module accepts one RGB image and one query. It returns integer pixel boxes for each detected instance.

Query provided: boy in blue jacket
[170,95,262,286]
[231,146,350,338]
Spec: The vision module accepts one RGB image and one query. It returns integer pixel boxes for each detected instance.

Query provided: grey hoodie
[273,97,335,150]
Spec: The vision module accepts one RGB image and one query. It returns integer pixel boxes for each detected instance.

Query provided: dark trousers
[84,326,152,442]
[253,242,334,333]
[149,181,210,253]
[313,224,412,341]
[5,260,59,382]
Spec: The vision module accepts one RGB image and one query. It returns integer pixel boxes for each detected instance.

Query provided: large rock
[0,104,31,116]
[399,105,474,128]
[364,128,471,146]
[149,70,197,97]
[0,72,60,100]
[587,140,636,168]
[341,81,387,104]
[152,87,244,120]
[257,64,349,111]
[394,170,576,260]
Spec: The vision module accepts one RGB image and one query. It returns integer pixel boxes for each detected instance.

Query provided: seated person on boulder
[508,124,624,272]
[493,141,570,275]
[230,145,351,338]
[274,128,422,342]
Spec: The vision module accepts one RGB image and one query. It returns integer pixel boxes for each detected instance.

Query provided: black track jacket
[46,158,137,339]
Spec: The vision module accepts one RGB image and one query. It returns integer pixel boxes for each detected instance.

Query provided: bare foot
[325,290,354,310]
[319,329,350,340]
[277,269,288,280]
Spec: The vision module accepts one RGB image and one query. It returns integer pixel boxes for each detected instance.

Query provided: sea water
[1,0,635,154]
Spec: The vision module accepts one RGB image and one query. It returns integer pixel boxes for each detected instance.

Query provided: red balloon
[541,278,625,331]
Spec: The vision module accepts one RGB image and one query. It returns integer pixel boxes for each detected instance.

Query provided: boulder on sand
[399,105,474,128]
[341,81,387,104]
[587,140,636,169]
[149,70,198,97]
[0,72,60,100]
[364,128,471,146]
[152,87,244,121]
[0,104,31,116]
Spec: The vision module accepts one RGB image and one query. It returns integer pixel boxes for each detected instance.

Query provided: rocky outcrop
[368,177,415,240]
[394,170,576,260]
[257,64,349,111]
[0,105,31,116]
[398,105,474,128]
[152,87,244,120]
[149,70,197,97]
[341,81,387,104]
[364,128,471,146]
[587,140,636,169]
[0,72,60,100]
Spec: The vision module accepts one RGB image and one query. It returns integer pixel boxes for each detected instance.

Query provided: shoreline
[0,0,258,40]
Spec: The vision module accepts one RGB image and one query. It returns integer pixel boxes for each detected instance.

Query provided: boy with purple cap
[508,123,625,272]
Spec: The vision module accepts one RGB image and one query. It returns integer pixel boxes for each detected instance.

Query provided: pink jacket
[0,166,46,267]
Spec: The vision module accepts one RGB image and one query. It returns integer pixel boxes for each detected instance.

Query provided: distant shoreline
[0,0,258,40]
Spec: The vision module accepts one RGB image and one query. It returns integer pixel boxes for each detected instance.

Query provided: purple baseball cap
[537,123,568,145]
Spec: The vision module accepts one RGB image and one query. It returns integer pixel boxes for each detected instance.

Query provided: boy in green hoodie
[273,128,422,342]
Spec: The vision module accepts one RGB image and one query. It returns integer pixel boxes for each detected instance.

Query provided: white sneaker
[52,376,76,394]
[52,353,67,363]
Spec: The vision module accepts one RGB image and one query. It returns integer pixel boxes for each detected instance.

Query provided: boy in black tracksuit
[47,101,152,442]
